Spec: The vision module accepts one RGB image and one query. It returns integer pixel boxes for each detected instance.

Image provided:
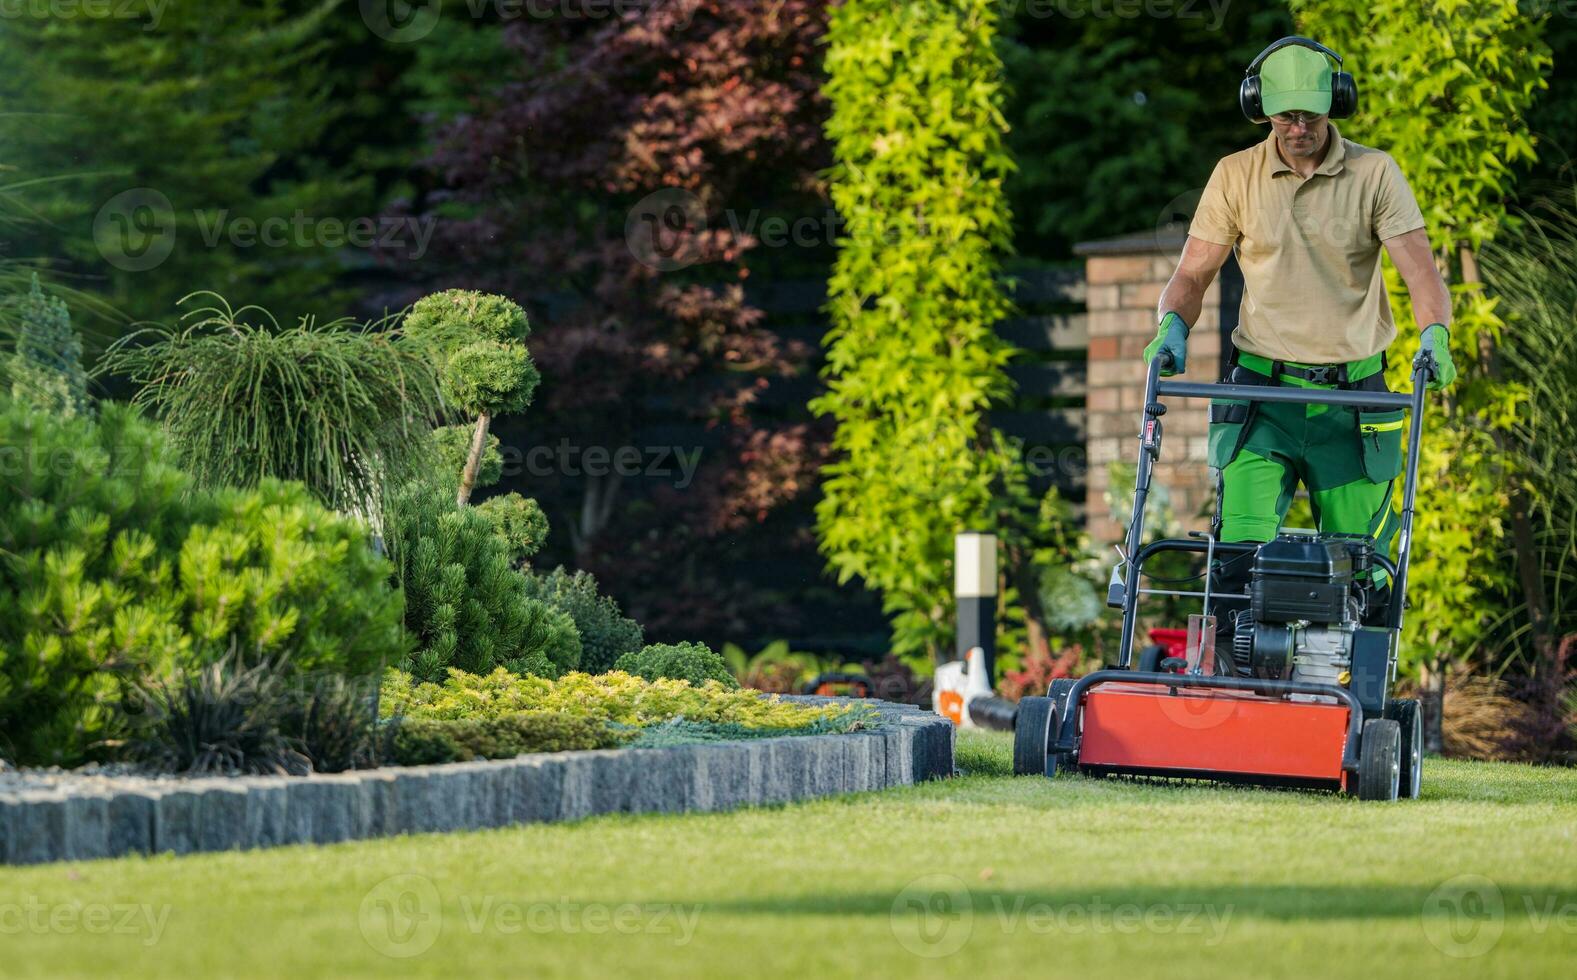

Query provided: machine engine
[1230,534,1379,689]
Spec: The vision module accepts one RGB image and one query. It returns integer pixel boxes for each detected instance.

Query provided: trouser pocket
[1208,399,1254,469]
[1357,408,1406,482]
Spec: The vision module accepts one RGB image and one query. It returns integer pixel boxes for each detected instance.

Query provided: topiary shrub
[613,642,738,689]
[389,481,580,682]
[521,566,643,673]
[430,423,503,490]
[402,290,540,505]
[476,493,549,565]
[0,398,406,765]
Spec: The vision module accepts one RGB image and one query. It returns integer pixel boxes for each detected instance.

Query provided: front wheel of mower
[1046,678,1078,778]
[1013,696,1053,776]
[1354,718,1402,801]
[1385,698,1423,799]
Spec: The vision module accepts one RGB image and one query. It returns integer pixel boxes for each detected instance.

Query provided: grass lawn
[3,731,1575,978]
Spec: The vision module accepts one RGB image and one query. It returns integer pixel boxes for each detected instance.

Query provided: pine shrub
[389,482,580,682]
[613,642,738,689]
[0,398,404,765]
[521,567,643,673]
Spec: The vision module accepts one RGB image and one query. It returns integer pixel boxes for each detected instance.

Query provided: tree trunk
[456,411,492,506]
[1420,659,1446,755]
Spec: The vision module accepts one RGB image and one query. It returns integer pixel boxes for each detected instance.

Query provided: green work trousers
[1207,356,1405,635]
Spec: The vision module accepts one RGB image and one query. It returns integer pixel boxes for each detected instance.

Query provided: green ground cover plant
[380,668,856,731]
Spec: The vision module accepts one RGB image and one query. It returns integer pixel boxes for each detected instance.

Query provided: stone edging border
[0,699,953,866]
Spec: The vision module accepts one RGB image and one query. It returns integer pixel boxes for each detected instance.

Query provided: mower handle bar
[1153,380,1412,410]
[1114,351,1433,668]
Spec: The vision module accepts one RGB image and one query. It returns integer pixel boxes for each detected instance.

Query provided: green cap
[1259,45,1333,116]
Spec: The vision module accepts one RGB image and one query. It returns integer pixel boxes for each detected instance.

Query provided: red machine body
[1076,682,1350,787]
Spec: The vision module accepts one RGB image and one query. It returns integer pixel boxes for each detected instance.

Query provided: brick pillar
[1077,237,1223,552]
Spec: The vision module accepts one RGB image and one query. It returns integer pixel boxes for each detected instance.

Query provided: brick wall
[1076,236,1227,550]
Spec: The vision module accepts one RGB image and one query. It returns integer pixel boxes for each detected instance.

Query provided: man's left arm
[1376,152,1457,390]
[1383,228,1450,331]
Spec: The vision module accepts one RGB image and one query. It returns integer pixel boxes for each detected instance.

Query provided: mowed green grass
[2,731,1575,979]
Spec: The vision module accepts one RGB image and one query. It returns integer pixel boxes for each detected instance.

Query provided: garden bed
[0,698,953,865]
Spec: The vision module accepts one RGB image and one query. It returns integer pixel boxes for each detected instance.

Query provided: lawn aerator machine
[1013,350,1437,801]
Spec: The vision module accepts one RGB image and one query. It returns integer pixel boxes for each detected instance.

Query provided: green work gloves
[1143,311,1190,376]
[1416,323,1457,391]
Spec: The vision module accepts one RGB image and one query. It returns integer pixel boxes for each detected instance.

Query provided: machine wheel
[1046,679,1078,777]
[1012,696,1054,776]
[1137,644,1167,673]
[1385,698,1423,799]
[1354,718,1402,801]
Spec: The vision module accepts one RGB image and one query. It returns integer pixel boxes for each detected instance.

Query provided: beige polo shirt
[1189,123,1426,364]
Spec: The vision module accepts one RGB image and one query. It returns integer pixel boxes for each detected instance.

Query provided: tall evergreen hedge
[815,0,1018,660]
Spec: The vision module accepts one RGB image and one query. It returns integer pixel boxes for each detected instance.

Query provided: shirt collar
[1263,121,1347,178]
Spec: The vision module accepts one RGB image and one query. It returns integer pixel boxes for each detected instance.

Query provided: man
[1143,37,1456,659]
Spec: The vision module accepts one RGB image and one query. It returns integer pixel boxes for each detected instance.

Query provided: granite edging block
[2,697,953,863]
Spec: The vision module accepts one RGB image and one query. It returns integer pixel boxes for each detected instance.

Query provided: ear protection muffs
[1239,35,1358,124]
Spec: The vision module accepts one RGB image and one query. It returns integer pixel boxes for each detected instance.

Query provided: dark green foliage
[390,482,581,682]
[9,275,88,417]
[101,294,447,528]
[1483,190,1577,653]
[0,398,405,765]
[522,567,644,674]
[126,652,308,777]
[1002,6,1294,259]
[476,493,550,565]
[614,642,737,689]
[280,674,380,775]
[0,3,369,326]
[385,711,621,766]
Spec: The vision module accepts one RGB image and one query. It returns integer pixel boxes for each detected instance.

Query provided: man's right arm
[1158,236,1234,328]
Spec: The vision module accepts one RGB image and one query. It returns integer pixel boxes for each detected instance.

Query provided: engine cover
[1250,534,1358,624]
